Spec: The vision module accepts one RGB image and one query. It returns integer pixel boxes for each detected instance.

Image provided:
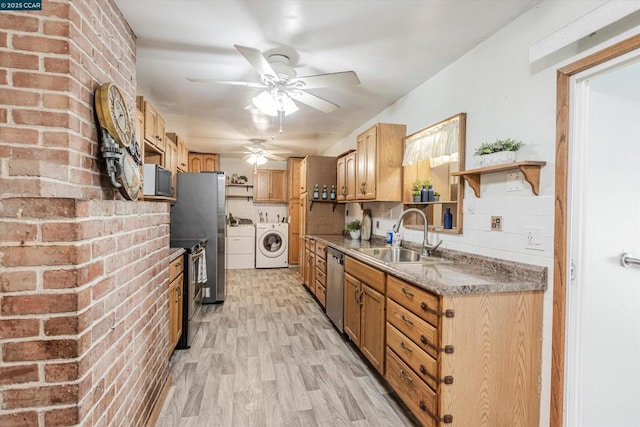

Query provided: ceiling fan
[233,138,292,165]
[188,45,361,117]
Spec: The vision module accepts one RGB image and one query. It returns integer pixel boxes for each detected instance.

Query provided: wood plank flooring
[154,268,416,427]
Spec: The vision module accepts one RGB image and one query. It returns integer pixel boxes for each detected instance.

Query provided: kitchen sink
[356,247,450,264]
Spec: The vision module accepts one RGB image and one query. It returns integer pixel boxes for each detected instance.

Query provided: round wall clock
[95,82,133,148]
[117,150,141,201]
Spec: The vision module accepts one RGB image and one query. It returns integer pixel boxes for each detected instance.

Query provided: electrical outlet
[376,220,380,229]
[525,226,545,250]
[491,216,502,231]
[507,172,523,191]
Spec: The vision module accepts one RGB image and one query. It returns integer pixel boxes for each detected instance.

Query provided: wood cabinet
[344,256,386,374]
[384,274,543,426]
[166,132,189,172]
[355,123,406,201]
[253,169,286,203]
[299,156,344,236]
[164,136,178,197]
[303,238,315,294]
[337,150,356,202]
[287,158,302,265]
[314,241,327,307]
[188,153,219,173]
[137,97,166,153]
[299,157,307,193]
[298,196,307,282]
[168,254,184,353]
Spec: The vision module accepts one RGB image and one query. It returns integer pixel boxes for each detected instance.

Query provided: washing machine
[255,223,288,268]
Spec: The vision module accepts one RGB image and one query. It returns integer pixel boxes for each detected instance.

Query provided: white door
[566,52,640,426]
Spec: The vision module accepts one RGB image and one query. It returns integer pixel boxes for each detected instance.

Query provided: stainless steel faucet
[392,208,442,255]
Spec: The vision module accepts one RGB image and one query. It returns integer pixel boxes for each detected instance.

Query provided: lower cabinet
[314,242,327,307]
[168,254,184,353]
[303,238,315,294]
[343,256,386,375]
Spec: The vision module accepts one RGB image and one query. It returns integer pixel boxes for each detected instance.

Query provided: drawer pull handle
[401,287,414,297]
[420,301,455,318]
[399,369,413,383]
[401,314,413,325]
[400,341,413,352]
[419,365,454,385]
[420,335,454,354]
[419,401,453,424]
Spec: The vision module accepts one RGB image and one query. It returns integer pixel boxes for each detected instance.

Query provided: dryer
[255,223,288,268]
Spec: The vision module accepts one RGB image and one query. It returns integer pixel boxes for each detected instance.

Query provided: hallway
[155,269,415,426]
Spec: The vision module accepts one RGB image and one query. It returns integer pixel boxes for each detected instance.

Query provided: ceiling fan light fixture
[247,153,267,165]
[252,91,279,116]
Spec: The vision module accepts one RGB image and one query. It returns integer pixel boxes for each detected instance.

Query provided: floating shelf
[226,183,253,187]
[404,201,458,206]
[309,199,339,212]
[451,161,546,197]
[227,194,253,201]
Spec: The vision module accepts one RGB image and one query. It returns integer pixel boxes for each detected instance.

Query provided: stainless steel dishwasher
[326,247,345,332]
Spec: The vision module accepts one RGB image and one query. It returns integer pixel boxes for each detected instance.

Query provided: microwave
[143,164,172,196]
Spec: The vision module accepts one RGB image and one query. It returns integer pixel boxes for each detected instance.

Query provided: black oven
[169,238,207,349]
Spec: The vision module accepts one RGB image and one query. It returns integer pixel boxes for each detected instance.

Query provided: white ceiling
[114,0,540,159]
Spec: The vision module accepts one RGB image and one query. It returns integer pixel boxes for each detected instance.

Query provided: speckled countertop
[169,247,185,261]
[310,235,547,296]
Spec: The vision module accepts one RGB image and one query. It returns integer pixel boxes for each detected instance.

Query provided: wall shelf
[451,161,546,197]
[226,183,253,201]
[309,199,339,212]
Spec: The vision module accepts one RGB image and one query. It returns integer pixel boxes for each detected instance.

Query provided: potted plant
[345,219,362,240]
[474,138,524,167]
[412,179,429,202]
[433,191,440,202]
[236,175,248,184]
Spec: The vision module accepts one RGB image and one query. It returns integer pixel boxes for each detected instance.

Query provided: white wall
[324,1,640,425]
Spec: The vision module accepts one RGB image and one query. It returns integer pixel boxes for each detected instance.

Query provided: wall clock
[95,82,133,148]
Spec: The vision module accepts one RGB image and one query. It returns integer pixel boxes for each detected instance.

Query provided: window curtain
[402,118,459,167]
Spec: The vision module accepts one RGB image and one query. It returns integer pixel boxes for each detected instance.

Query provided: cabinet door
[360,284,385,374]
[357,126,376,200]
[175,275,183,344]
[288,158,301,199]
[288,199,300,265]
[337,155,346,201]
[143,102,158,147]
[298,197,307,281]
[299,158,307,193]
[165,139,178,196]
[188,154,202,173]
[344,273,361,347]
[345,151,357,201]
[253,170,270,201]
[202,154,218,171]
[176,136,188,172]
[156,114,166,152]
[270,170,286,202]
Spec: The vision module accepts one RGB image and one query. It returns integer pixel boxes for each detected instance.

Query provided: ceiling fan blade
[187,78,266,88]
[264,153,286,161]
[292,71,360,89]
[293,91,339,113]
[234,44,277,80]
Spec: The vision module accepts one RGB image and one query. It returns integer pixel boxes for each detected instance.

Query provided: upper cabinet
[253,169,286,203]
[167,132,189,173]
[299,157,308,194]
[402,113,466,234]
[337,150,356,202]
[355,123,406,201]
[188,153,219,173]
[137,97,165,153]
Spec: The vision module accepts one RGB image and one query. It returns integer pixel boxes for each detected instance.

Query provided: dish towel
[197,250,208,283]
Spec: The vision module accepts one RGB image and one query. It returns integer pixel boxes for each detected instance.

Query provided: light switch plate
[525,226,545,250]
[507,172,523,191]
[491,216,502,231]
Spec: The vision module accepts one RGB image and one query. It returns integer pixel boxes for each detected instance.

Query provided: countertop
[169,247,185,261]
[309,235,547,296]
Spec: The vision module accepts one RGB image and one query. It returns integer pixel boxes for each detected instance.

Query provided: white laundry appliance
[226,225,255,269]
[255,223,288,268]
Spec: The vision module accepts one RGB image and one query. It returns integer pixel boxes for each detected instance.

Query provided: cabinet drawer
[387,275,439,327]
[315,256,326,273]
[387,299,439,359]
[386,323,439,392]
[169,256,183,282]
[314,242,327,259]
[385,348,437,427]
[315,282,326,307]
[305,239,315,250]
[227,236,254,255]
[315,268,326,286]
[345,256,385,294]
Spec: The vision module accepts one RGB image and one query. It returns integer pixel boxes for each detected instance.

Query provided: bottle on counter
[427,185,435,202]
[313,184,320,199]
[420,184,428,202]
[444,207,453,229]
[321,184,328,200]
[329,185,336,200]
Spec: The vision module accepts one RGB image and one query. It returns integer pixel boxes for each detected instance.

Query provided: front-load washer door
[259,230,286,258]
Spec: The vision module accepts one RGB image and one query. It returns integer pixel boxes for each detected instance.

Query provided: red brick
[77,260,104,286]
[42,222,77,242]
[0,270,37,292]
[2,293,77,315]
[13,72,70,91]
[43,57,70,74]
[0,222,37,242]
[0,198,76,219]
[0,14,39,32]
[3,339,78,362]
[43,268,78,289]
[0,52,39,70]
[0,31,7,48]
[91,276,115,301]
[0,127,39,144]
[91,237,115,258]
[45,315,78,336]
[13,109,71,128]
[0,107,7,123]
[45,406,79,426]
[47,1,70,19]
[0,88,40,106]
[13,35,69,54]
[0,364,39,386]
[43,20,70,37]
[43,93,70,109]
[0,69,7,85]
[0,245,77,267]
[0,319,40,339]
[42,131,70,148]
[3,384,78,409]
[0,411,38,427]
[45,361,78,383]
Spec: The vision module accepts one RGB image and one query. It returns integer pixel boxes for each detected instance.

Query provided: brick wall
[0,1,171,426]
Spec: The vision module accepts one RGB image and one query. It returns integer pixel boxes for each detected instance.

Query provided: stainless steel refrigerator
[170,172,226,303]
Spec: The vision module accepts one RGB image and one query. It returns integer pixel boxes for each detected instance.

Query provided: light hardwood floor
[154,268,416,427]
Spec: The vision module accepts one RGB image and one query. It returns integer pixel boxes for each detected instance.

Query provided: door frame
[551,33,640,427]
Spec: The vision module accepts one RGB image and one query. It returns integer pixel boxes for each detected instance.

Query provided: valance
[402,117,460,167]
